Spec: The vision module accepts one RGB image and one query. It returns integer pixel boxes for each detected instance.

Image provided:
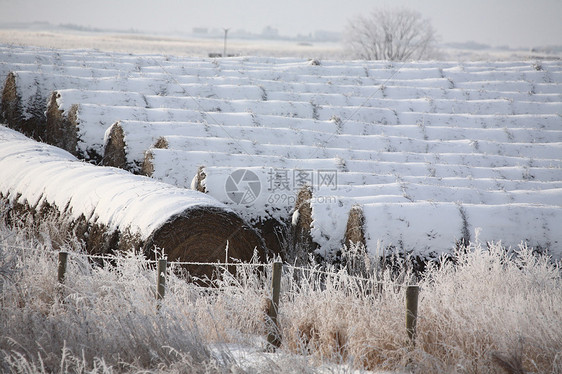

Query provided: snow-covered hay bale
[0,126,265,277]
[1,72,45,140]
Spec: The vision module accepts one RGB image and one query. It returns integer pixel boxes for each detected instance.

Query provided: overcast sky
[1,0,561,48]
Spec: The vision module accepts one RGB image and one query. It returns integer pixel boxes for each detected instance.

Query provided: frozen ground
[1,28,560,61]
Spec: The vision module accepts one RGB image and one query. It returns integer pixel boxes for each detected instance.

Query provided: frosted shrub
[0,229,225,373]
[415,243,562,373]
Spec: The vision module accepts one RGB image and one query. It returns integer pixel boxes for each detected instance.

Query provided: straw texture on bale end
[291,185,317,252]
[144,206,266,278]
[45,91,79,156]
[102,121,128,170]
[1,192,265,279]
[343,205,366,247]
[1,72,46,140]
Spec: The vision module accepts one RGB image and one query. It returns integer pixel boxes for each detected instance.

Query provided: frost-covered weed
[1,207,561,373]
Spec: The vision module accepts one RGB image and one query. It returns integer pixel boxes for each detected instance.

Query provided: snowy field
[1,43,561,261]
[1,38,562,373]
[1,28,559,60]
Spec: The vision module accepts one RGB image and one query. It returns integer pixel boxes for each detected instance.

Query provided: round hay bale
[0,127,266,280]
[144,206,265,279]
[45,91,79,156]
[1,72,45,140]
[291,185,317,252]
[102,121,128,170]
[343,204,366,247]
[1,73,19,127]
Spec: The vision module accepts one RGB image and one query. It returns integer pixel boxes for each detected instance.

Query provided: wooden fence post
[267,261,282,350]
[406,285,420,345]
[57,251,68,284]
[157,259,167,306]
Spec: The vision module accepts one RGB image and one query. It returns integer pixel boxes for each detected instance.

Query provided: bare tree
[343,7,439,61]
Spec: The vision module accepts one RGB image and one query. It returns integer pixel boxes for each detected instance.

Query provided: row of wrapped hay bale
[0,125,265,277]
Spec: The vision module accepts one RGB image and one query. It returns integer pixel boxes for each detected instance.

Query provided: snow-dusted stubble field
[1,208,561,373]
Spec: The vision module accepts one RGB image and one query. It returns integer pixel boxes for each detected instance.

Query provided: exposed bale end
[189,166,283,258]
[291,185,317,253]
[45,91,79,156]
[103,121,128,170]
[191,166,207,193]
[153,136,169,149]
[1,72,45,140]
[141,149,155,176]
[343,204,366,247]
[141,138,168,177]
[144,206,265,279]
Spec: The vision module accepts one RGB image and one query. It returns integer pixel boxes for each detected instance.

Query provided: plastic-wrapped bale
[0,125,265,278]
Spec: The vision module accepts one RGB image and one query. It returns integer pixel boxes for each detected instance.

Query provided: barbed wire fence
[44,248,422,350]
[2,239,559,352]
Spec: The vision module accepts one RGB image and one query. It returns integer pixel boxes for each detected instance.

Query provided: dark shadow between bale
[252,216,288,260]
[1,72,46,140]
[144,206,266,279]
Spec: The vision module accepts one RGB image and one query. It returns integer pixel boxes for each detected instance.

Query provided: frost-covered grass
[1,208,561,373]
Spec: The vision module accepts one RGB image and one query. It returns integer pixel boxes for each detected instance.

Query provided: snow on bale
[359,202,562,261]
[0,125,265,278]
[45,90,149,162]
